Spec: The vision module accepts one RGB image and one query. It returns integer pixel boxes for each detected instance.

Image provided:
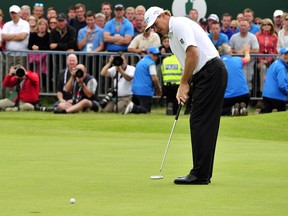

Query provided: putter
[151,104,182,180]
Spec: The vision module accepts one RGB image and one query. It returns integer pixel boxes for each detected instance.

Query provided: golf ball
[70,198,75,204]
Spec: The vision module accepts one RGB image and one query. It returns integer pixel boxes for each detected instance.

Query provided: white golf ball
[70,198,75,204]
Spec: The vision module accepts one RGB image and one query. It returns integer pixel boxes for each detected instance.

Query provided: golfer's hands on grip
[177,82,190,105]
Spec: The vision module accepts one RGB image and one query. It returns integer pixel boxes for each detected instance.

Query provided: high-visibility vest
[161,55,182,85]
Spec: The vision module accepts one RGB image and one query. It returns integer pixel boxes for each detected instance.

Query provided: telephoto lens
[15,68,26,78]
[100,91,114,108]
[75,69,84,78]
[112,56,123,66]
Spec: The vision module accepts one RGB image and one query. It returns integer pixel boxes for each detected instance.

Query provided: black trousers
[131,95,153,114]
[263,97,286,113]
[189,57,228,181]
[221,93,250,116]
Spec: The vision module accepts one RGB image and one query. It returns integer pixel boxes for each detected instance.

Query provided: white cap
[208,14,219,22]
[9,5,21,13]
[273,9,283,17]
[144,6,164,32]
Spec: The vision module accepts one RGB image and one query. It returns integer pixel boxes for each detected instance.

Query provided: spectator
[0,9,4,28]
[125,6,135,24]
[0,9,4,50]
[48,17,57,30]
[100,52,135,113]
[46,7,57,20]
[207,13,219,33]
[128,21,161,56]
[49,13,76,51]
[229,20,238,33]
[159,34,172,54]
[220,13,233,39]
[133,14,145,37]
[188,9,198,22]
[161,54,182,115]
[54,64,99,114]
[256,18,278,94]
[273,9,284,34]
[28,18,50,86]
[95,13,106,28]
[208,22,229,50]
[219,44,251,116]
[277,12,288,52]
[0,27,2,51]
[262,47,288,113]
[20,5,31,21]
[27,15,38,33]
[101,2,112,21]
[67,6,76,25]
[135,5,146,16]
[103,4,134,52]
[254,17,262,26]
[69,3,87,34]
[199,17,208,33]
[1,5,30,68]
[124,46,162,114]
[0,65,40,111]
[33,3,45,19]
[236,12,244,24]
[77,11,104,52]
[229,19,259,93]
[243,8,260,34]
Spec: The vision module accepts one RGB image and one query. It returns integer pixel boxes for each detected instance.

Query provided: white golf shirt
[168,16,219,75]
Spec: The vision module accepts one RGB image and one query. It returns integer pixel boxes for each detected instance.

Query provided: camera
[15,67,26,78]
[100,89,116,108]
[113,56,123,66]
[75,69,84,78]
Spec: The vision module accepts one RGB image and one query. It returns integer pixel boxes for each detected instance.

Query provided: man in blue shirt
[103,4,134,52]
[124,46,162,114]
[262,47,288,113]
[208,22,228,50]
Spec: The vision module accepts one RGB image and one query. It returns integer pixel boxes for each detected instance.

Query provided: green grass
[0,110,288,216]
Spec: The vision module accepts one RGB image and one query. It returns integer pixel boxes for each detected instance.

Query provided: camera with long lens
[15,67,26,78]
[75,69,84,78]
[112,56,123,66]
[100,88,116,108]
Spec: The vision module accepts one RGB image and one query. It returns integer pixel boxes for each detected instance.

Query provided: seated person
[159,34,172,54]
[262,47,288,113]
[0,66,40,111]
[100,52,135,113]
[219,44,251,116]
[54,64,99,114]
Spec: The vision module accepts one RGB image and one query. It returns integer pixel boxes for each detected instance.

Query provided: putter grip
[175,104,182,120]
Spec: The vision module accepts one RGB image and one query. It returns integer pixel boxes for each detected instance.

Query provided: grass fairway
[0,110,287,215]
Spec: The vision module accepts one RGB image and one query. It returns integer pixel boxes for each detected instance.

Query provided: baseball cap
[147,46,160,55]
[115,4,125,10]
[144,6,164,32]
[208,14,219,22]
[57,13,67,20]
[279,47,288,55]
[9,5,21,13]
[199,17,207,24]
[273,10,283,17]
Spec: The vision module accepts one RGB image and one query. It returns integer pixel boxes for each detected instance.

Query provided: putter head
[150,175,163,180]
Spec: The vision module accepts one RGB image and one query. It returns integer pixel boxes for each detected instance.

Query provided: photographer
[0,66,40,111]
[100,52,135,113]
[54,64,99,114]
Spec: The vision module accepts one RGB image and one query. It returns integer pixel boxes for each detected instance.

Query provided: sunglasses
[34,3,44,7]
[49,22,57,24]
[262,24,271,26]
[230,26,237,29]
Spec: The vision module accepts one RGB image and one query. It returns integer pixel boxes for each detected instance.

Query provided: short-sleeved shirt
[128,32,161,51]
[104,18,134,51]
[168,16,219,75]
[208,33,229,49]
[77,25,104,52]
[2,19,30,51]
[108,65,135,97]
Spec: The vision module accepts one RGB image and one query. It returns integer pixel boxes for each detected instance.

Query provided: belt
[205,57,220,66]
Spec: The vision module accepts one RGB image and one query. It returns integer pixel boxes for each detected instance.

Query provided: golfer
[145,7,228,184]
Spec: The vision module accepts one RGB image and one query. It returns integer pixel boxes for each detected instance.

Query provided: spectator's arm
[100,57,113,77]
[2,32,28,41]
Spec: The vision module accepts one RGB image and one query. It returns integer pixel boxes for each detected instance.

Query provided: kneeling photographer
[54,64,99,114]
[100,52,135,113]
[0,66,40,111]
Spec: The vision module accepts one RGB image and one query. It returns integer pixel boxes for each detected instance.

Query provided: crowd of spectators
[0,3,287,114]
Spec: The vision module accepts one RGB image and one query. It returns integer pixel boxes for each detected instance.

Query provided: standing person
[124,46,162,114]
[220,13,234,40]
[277,13,288,52]
[262,47,288,113]
[69,3,87,35]
[144,7,227,184]
[101,2,113,22]
[273,10,283,34]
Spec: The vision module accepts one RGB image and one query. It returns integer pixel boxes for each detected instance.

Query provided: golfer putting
[145,7,228,184]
